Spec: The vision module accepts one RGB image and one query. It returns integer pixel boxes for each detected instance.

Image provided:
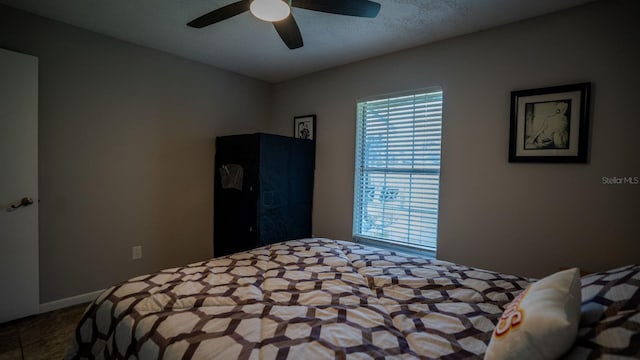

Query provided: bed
[67,238,639,359]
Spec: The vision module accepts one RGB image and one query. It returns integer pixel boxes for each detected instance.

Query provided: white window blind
[353,90,443,252]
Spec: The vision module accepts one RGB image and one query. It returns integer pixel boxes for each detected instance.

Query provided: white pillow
[484,267,582,360]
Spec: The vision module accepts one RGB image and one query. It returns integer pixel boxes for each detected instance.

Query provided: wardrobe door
[214,134,259,256]
[286,138,315,240]
[258,134,314,246]
[257,134,288,246]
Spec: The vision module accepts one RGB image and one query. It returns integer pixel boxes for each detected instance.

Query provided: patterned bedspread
[67,238,532,359]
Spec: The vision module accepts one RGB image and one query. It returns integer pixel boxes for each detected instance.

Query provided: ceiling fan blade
[273,15,304,50]
[187,0,251,28]
[291,0,381,18]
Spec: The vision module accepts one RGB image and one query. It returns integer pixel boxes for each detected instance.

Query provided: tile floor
[0,303,88,360]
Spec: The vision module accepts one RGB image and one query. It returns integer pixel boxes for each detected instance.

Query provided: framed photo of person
[294,115,316,141]
[509,83,590,163]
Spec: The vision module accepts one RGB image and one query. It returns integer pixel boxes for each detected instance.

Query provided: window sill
[354,237,436,259]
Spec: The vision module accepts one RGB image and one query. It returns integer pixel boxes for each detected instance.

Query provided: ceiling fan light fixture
[250,0,290,22]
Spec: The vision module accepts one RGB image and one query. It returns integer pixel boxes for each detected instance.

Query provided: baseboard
[39,289,105,314]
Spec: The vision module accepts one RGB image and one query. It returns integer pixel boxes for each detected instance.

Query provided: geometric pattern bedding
[564,264,640,359]
[65,238,637,359]
[67,238,531,359]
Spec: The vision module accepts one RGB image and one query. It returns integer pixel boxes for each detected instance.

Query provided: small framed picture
[509,83,590,163]
[294,115,316,141]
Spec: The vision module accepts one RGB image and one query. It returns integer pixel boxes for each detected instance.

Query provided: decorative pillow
[484,268,582,360]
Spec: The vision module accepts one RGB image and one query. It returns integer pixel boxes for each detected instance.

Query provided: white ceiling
[1,0,596,83]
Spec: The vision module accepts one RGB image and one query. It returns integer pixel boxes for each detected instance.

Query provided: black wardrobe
[214,133,315,257]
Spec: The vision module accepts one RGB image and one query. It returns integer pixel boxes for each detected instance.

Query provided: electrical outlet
[132,245,142,260]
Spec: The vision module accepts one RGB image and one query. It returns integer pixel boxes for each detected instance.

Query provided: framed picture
[509,83,590,163]
[294,114,316,141]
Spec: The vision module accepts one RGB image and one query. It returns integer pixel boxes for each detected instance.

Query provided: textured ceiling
[0,0,596,83]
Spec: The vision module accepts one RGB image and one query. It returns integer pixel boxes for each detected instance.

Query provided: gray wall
[269,0,640,278]
[0,6,271,302]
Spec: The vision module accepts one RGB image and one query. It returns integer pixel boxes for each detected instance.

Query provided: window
[353,89,443,252]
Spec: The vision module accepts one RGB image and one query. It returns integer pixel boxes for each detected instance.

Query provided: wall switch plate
[132,245,142,260]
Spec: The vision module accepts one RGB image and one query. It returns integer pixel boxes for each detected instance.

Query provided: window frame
[352,88,444,254]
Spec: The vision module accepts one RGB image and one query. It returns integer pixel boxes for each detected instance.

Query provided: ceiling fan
[187,0,381,50]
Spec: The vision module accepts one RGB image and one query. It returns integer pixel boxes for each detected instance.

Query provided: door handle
[6,197,34,212]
